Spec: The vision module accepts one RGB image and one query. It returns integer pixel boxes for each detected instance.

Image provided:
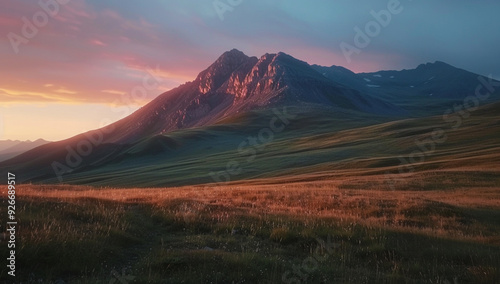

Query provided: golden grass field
[4,167,499,283]
[19,172,500,242]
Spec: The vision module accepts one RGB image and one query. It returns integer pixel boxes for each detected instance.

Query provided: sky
[1,0,499,141]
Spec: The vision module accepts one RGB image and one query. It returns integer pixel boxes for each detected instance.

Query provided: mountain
[0,140,24,152]
[0,139,50,162]
[313,61,498,116]
[4,101,499,187]
[0,49,499,186]
[99,49,402,144]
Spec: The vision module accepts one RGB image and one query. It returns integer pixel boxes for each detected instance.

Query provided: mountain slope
[0,139,49,162]
[7,100,499,187]
[1,49,499,186]
[313,61,500,116]
[101,49,402,144]
[0,140,23,152]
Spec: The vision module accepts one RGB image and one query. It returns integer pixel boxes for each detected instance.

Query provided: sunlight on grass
[1,174,499,283]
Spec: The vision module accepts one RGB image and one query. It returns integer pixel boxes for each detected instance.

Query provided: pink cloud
[0,0,394,109]
[0,0,202,106]
[90,39,107,46]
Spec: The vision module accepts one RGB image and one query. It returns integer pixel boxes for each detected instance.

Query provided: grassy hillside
[28,101,500,188]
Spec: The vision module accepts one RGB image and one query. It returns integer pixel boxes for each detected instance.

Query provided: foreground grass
[1,176,499,283]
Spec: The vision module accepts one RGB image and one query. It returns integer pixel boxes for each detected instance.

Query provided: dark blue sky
[86,0,500,77]
[1,0,499,140]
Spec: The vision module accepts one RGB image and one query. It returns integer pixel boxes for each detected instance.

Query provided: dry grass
[4,169,500,283]
[17,171,500,243]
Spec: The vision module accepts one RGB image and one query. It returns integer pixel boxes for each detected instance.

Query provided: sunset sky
[1,0,499,141]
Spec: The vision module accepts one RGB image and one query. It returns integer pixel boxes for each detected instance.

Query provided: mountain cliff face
[104,49,400,143]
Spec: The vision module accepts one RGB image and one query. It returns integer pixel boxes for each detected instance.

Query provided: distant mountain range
[314,60,498,114]
[1,49,499,186]
[0,139,49,162]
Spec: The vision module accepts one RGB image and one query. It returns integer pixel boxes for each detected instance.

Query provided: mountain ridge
[97,49,406,144]
[1,49,499,186]
[0,139,50,162]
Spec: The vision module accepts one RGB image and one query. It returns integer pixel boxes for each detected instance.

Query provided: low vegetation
[1,170,499,283]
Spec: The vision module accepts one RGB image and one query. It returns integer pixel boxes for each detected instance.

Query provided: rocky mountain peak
[416,61,454,71]
[195,49,256,93]
[220,52,303,99]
